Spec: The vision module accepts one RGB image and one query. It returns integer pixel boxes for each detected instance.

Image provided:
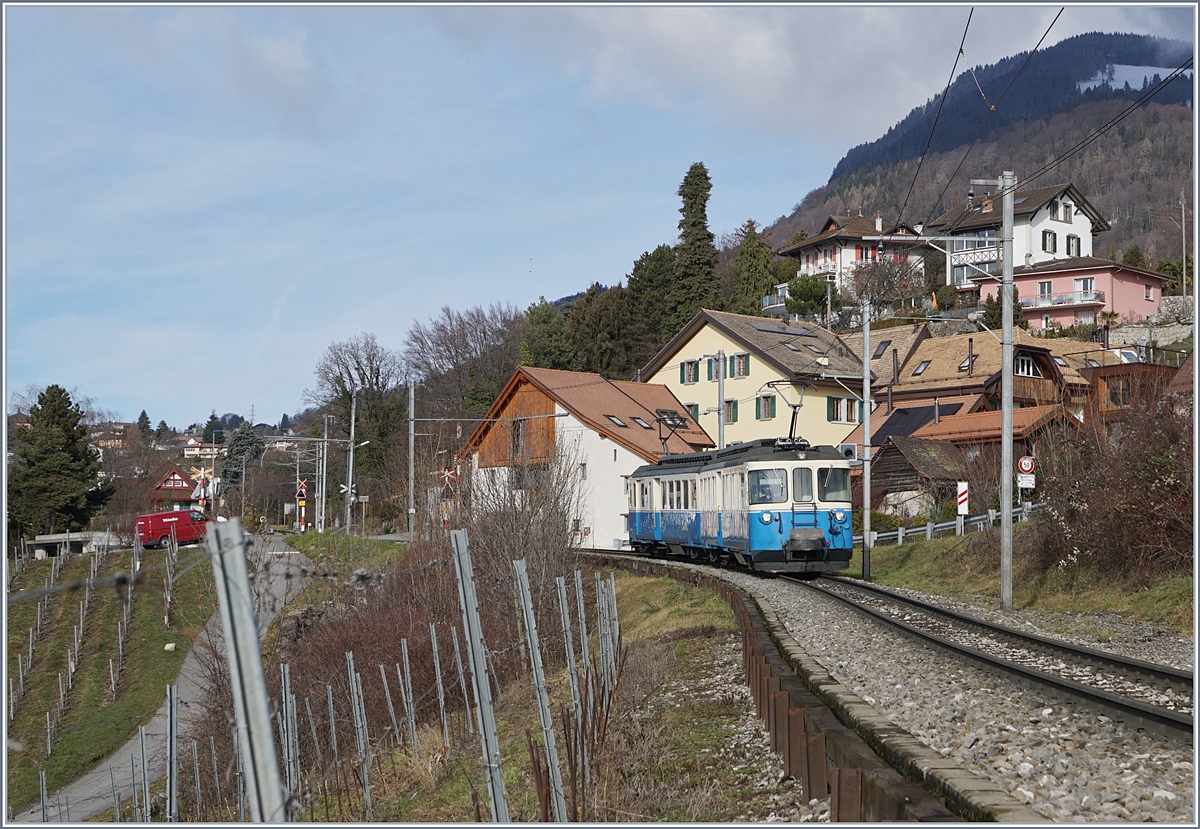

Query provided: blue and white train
[626,437,854,575]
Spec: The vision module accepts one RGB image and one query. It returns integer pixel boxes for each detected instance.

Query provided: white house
[459,366,714,548]
[766,210,925,314]
[924,182,1111,291]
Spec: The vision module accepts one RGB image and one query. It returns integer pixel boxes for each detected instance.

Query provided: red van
[136,510,209,548]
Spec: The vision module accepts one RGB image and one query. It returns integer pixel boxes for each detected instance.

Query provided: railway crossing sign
[296,478,307,499]
[1017,456,1035,474]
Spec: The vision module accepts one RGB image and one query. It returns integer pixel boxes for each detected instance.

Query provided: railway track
[795,574,1193,741]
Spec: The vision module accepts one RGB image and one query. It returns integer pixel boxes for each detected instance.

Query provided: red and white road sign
[1017,456,1035,474]
[956,481,969,516]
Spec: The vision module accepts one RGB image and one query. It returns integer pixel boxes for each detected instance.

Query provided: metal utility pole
[207,519,286,822]
[345,391,357,531]
[972,171,1016,610]
[702,350,726,448]
[1183,189,1188,298]
[318,415,331,533]
[407,379,416,538]
[450,530,509,823]
[861,288,872,581]
[514,560,568,822]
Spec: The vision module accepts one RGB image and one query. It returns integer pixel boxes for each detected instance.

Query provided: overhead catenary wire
[896,8,974,229]
[922,8,1064,233]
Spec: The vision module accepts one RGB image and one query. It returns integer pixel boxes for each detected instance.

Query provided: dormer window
[1014,355,1042,378]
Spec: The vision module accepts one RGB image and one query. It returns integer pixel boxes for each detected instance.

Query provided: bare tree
[304,333,407,487]
[402,304,526,418]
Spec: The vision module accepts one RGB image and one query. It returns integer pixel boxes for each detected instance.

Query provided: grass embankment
[847,522,1193,636]
[366,572,777,822]
[6,545,216,812]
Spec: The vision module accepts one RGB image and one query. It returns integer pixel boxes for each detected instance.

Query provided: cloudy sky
[4,3,1194,429]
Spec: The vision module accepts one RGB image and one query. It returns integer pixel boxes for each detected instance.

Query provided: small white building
[459,367,714,548]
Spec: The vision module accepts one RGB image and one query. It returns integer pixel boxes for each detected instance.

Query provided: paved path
[12,535,311,823]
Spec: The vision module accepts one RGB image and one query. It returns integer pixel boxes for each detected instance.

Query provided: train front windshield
[818,467,851,502]
[749,469,788,504]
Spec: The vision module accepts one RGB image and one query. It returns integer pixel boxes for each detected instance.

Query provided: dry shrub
[1038,379,1192,586]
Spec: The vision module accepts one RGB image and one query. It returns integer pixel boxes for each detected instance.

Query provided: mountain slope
[765,99,1192,265]
[830,32,1192,182]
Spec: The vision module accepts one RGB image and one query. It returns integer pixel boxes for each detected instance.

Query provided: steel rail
[821,575,1193,691]
[793,576,1192,741]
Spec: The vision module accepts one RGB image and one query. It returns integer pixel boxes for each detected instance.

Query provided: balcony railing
[762,292,788,312]
[1022,290,1105,308]
[797,262,838,277]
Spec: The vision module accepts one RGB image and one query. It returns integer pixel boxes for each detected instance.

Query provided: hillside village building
[638,309,870,452]
[766,210,925,314]
[982,256,1172,328]
[460,366,713,548]
[925,182,1110,290]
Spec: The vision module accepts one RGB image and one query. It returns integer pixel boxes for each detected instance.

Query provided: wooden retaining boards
[603,557,1046,823]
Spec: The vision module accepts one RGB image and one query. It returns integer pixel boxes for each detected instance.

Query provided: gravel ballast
[707,568,1195,823]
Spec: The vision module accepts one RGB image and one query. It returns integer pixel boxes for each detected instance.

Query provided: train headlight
[760,511,773,524]
[832,510,846,522]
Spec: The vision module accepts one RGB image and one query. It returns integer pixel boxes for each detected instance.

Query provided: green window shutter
[755,397,762,419]
[707,358,713,381]
[827,396,835,421]
[744,354,750,377]
[680,363,686,384]
[769,395,776,418]
[859,400,864,422]
[730,399,738,423]
[728,355,734,377]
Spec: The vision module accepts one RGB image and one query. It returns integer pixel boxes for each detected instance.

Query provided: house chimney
[982,194,994,213]
[968,337,974,377]
[967,188,974,209]
[892,348,899,387]
[887,382,893,413]
[858,206,863,218]
[875,210,882,232]
[934,396,940,424]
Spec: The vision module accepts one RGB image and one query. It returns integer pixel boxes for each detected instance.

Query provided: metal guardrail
[851,502,1043,546]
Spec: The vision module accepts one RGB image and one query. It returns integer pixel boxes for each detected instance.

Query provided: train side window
[792,467,813,502]
[748,469,787,504]
[818,467,852,502]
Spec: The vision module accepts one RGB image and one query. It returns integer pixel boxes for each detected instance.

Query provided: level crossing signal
[296,478,307,499]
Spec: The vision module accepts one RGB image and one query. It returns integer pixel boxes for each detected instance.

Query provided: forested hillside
[829,32,1191,181]
[766,100,1193,265]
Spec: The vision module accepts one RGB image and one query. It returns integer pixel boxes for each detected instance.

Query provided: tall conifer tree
[8,384,112,538]
[730,220,776,315]
[668,163,720,332]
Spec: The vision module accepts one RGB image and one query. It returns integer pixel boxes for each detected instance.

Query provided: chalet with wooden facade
[461,366,713,548]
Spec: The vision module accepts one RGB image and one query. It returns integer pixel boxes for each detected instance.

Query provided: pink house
[978,256,1171,329]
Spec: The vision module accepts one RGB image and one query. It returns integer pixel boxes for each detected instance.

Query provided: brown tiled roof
[841,394,986,448]
[467,367,714,463]
[777,214,922,256]
[910,404,1067,444]
[883,436,969,481]
[841,323,931,386]
[640,309,865,383]
[927,183,1110,234]
[889,328,1089,399]
[1013,256,1170,281]
[1166,351,1194,396]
